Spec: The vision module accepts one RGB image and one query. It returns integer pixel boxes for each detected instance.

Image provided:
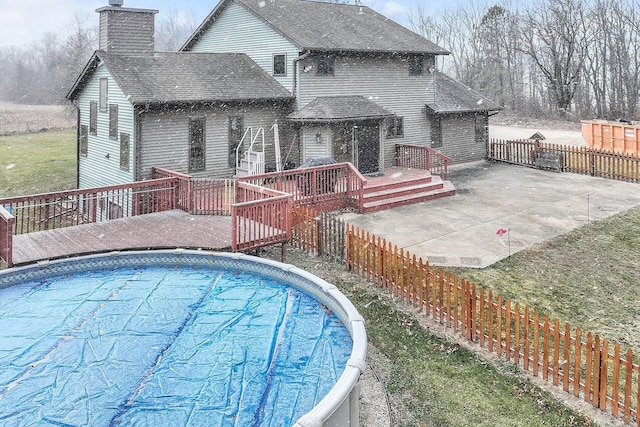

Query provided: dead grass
[0,102,75,136]
[451,208,640,356]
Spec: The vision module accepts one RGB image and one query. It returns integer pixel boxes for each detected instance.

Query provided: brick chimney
[96,0,158,56]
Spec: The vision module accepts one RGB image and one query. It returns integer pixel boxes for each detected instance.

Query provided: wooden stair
[361,168,456,213]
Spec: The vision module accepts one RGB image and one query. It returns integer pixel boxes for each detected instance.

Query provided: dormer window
[408,55,423,76]
[273,54,286,76]
[316,54,334,76]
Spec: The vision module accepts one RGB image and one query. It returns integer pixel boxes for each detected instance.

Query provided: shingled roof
[425,72,502,114]
[183,0,449,55]
[288,96,394,122]
[67,51,292,104]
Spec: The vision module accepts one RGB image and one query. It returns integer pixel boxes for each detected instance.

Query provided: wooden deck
[12,210,232,266]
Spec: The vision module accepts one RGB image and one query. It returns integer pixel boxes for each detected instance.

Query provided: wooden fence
[344,223,639,426]
[488,139,640,182]
[291,205,345,262]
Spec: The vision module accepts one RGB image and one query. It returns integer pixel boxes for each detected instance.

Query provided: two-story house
[67,0,499,189]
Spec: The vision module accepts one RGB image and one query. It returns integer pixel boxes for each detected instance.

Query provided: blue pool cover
[0,266,352,426]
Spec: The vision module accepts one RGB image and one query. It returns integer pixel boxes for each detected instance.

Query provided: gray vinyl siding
[298,54,435,168]
[438,114,484,163]
[301,126,332,161]
[187,2,298,92]
[77,64,135,189]
[138,104,290,179]
[99,10,155,56]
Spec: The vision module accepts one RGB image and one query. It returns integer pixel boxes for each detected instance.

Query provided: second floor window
[316,54,334,76]
[408,55,423,76]
[386,116,404,138]
[273,54,286,76]
[99,78,108,111]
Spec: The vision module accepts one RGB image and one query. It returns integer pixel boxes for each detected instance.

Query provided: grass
[450,208,640,355]
[334,276,597,426]
[0,129,76,198]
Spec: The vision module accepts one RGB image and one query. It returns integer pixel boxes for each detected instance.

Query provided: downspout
[292,50,311,102]
[134,101,150,181]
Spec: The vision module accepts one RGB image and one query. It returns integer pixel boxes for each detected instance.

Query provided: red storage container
[581,120,640,155]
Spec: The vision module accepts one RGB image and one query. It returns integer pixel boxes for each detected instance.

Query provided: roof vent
[109,0,123,6]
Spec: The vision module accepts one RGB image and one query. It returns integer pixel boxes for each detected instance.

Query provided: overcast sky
[0,0,453,48]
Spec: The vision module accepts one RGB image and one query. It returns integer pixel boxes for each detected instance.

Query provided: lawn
[0,129,76,198]
[451,209,640,355]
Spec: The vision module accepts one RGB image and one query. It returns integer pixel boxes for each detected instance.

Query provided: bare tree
[155,9,197,52]
[519,0,591,116]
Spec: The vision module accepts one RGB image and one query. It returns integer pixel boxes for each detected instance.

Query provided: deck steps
[361,169,455,213]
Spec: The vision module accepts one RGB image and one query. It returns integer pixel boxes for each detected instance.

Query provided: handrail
[395,143,452,180]
[236,126,254,169]
[237,162,366,212]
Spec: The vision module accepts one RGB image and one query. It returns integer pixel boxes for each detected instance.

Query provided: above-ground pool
[0,250,366,426]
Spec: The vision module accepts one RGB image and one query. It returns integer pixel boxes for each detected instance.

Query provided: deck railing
[0,206,14,268]
[152,167,236,215]
[231,182,292,252]
[0,178,179,236]
[396,144,452,179]
[237,162,366,213]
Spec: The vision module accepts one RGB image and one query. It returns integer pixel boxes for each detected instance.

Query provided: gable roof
[288,96,394,122]
[183,0,449,55]
[67,51,292,104]
[425,72,502,114]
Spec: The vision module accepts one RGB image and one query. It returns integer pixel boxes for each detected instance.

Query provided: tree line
[410,0,640,120]
[1,0,638,121]
[0,10,195,105]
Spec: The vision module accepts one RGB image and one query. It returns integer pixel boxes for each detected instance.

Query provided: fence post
[0,206,14,268]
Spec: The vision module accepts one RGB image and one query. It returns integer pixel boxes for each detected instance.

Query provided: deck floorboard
[12,210,232,265]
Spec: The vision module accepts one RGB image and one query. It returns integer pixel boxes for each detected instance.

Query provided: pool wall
[0,249,367,427]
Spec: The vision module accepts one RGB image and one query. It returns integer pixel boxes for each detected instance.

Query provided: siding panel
[298,54,436,167]
[77,64,135,189]
[138,104,291,179]
[188,3,298,93]
[439,114,484,163]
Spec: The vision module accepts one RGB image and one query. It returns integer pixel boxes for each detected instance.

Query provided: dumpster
[581,119,640,155]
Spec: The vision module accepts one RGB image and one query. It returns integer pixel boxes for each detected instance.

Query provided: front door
[356,123,380,174]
